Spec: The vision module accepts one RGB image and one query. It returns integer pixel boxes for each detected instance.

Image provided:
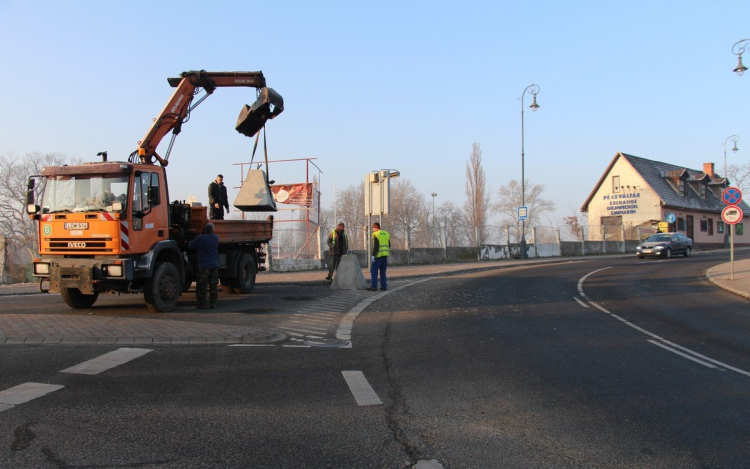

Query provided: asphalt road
[1,251,749,468]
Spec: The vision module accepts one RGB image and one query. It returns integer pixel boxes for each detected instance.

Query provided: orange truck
[25,71,283,312]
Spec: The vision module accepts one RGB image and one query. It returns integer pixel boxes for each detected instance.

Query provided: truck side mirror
[112,201,124,212]
[26,203,40,215]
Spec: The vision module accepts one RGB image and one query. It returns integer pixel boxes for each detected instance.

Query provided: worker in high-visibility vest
[367,222,390,291]
[325,222,349,281]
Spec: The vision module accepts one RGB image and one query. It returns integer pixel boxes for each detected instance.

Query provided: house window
[700,184,706,199]
[612,175,620,193]
[679,179,686,196]
[718,221,725,234]
[700,219,708,232]
[738,224,745,236]
[677,218,685,231]
[708,218,713,236]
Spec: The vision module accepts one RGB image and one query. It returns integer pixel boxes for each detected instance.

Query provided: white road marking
[229,344,274,347]
[342,371,383,406]
[337,278,432,348]
[60,348,152,375]
[648,340,719,369]
[574,297,589,308]
[577,267,611,296]
[416,460,445,469]
[580,268,750,378]
[0,382,64,412]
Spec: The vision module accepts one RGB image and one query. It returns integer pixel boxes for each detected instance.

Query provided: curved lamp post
[519,83,540,259]
[723,135,739,188]
[732,39,749,76]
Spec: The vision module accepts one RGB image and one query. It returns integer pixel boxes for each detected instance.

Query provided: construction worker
[325,222,349,281]
[188,223,219,309]
[208,174,229,220]
[367,222,390,291]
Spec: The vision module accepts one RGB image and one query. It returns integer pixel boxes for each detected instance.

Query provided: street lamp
[431,192,437,247]
[732,39,750,76]
[519,83,540,259]
[723,135,739,188]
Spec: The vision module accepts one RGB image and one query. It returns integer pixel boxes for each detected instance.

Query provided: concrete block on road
[331,254,367,290]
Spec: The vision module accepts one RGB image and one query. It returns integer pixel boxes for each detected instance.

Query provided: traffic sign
[518,206,528,221]
[722,187,743,205]
[722,205,743,225]
[665,212,676,223]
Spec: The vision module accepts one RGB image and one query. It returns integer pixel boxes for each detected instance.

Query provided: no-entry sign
[722,205,743,225]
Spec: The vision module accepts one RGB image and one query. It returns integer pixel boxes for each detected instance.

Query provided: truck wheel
[232,253,257,294]
[144,262,180,312]
[60,288,99,309]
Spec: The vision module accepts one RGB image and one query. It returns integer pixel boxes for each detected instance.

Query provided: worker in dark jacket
[208,174,229,220]
[188,223,219,309]
[325,222,349,281]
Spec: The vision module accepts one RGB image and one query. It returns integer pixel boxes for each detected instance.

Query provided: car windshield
[646,234,672,242]
[41,175,129,213]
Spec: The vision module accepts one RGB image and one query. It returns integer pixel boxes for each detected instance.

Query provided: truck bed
[190,206,273,244]
[212,219,273,244]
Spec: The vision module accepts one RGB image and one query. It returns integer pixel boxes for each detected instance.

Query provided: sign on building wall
[602,191,641,215]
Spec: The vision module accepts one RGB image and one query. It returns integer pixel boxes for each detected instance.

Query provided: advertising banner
[270,183,313,207]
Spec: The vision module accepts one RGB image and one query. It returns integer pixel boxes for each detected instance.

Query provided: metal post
[519,83,540,259]
[431,192,437,248]
[731,225,735,280]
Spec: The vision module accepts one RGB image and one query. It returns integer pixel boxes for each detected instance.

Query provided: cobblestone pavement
[1,252,747,345]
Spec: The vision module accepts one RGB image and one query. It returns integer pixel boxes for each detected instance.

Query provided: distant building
[581,152,750,247]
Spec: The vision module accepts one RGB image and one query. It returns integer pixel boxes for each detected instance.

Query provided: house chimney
[703,162,715,178]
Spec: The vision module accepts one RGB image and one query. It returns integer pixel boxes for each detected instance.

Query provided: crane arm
[136,70,283,165]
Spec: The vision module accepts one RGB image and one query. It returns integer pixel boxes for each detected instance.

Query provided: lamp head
[530,95,540,112]
[734,55,748,76]
[732,140,739,153]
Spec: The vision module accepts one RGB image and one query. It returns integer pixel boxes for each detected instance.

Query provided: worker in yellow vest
[325,222,349,281]
[367,222,390,291]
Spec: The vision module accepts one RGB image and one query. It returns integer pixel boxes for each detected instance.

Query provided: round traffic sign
[665,212,676,223]
[722,205,743,225]
[722,187,743,205]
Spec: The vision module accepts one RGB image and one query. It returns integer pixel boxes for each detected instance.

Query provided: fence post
[532,226,538,258]
[601,225,606,254]
[0,235,6,284]
[582,225,586,256]
[316,226,322,260]
[441,223,447,262]
[406,226,411,264]
[621,223,626,253]
[637,226,641,241]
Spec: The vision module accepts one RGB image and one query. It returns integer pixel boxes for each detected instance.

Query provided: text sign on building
[722,205,743,225]
[518,206,528,221]
[721,187,743,206]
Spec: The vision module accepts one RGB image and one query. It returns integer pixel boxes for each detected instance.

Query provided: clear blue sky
[1,0,749,225]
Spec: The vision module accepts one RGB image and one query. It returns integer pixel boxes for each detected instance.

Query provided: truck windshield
[41,175,129,213]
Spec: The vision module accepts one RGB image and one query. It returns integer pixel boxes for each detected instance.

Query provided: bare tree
[0,152,69,263]
[562,203,587,241]
[385,178,427,249]
[463,143,490,245]
[727,162,750,194]
[494,179,555,241]
[437,200,470,247]
[334,182,366,250]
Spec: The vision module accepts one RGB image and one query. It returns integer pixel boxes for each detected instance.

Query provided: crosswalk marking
[60,348,152,375]
[0,382,64,412]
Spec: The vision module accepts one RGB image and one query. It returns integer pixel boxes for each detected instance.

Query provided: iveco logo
[67,242,86,248]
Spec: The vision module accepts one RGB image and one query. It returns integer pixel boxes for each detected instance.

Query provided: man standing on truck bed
[208,174,230,220]
[188,223,220,309]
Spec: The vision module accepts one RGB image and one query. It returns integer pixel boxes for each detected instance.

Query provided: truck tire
[232,252,257,294]
[60,288,99,309]
[144,261,180,312]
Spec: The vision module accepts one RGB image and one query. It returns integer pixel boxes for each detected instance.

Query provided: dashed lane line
[342,370,382,406]
[578,268,750,378]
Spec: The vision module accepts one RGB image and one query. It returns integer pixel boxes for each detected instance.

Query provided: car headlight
[654,245,664,250]
[636,246,642,250]
[34,262,50,275]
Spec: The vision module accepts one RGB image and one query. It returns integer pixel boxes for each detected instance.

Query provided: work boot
[365,286,377,291]
[210,303,217,309]
[196,304,209,310]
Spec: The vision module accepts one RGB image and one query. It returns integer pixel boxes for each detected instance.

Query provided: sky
[1,0,749,226]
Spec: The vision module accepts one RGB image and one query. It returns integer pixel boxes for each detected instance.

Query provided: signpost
[721,187,743,280]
